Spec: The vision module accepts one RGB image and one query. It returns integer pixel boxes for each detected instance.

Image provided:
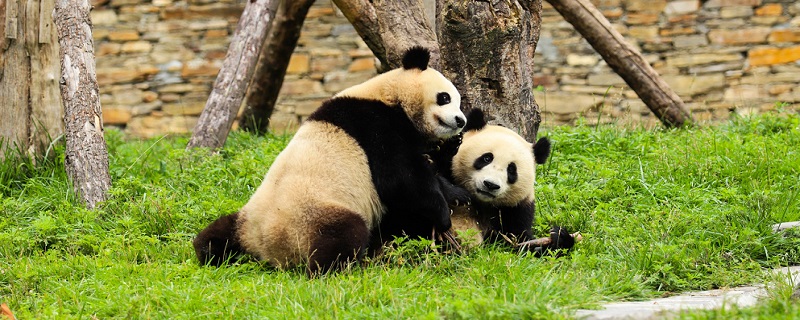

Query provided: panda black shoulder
[307,96,425,156]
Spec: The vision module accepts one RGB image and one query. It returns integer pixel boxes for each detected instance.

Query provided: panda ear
[533,137,551,165]
[463,108,487,132]
[402,46,430,71]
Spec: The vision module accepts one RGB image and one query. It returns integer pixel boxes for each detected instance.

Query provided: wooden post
[1,0,64,159]
[437,0,544,142]
[239,0,314,135]
[54,0,111,209]
[186,0,278,150]
[546,0,694,128]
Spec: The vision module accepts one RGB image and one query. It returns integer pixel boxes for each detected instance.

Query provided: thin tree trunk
[54,0,111,209]
[239,0,314,134]
[186,0,278,150]
[546,0,694,128]
[0,0,64,159]
[437,0,543,142]
[331,0,389,72]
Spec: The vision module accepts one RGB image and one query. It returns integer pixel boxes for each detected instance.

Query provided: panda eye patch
[473,152,493,170]
[436,92,451,106]
[507,162,518,184]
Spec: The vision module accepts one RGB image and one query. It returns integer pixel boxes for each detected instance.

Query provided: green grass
[1,113,799,319]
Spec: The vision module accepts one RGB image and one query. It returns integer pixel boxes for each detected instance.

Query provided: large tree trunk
[54,0,111,209]
[334,0,439,70]
[0,0,64,159]
[437,0,543,142]
[186,0,278,150]
[239,0,314,135]
[546,0,694,128]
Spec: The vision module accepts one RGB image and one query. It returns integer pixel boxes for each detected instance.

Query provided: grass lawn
[1,112,799,319]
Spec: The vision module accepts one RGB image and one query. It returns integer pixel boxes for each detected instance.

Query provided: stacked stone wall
[93,0,374,137]
[535,0,800,126]
[93,0,800,137]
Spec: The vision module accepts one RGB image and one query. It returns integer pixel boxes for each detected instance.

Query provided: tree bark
[373,0,440,69]
[546,0,694,128]
[54,0,111,209]
[239,0,314,135]
[334,0,439,70]
[0,0,64,159]
[186,0,278,150]
[437,0,543,142]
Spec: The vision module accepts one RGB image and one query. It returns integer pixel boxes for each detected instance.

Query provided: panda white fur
[436,109,576,253]
[193,47,466,274]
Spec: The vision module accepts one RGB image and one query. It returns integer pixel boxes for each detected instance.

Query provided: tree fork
[187,0,278,150]
[239,0,314,135]
[546,0,694,128]
[54,0,111,209]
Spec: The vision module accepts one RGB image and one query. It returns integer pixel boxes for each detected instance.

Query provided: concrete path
[576,221,800,319]
[575,266,800,319]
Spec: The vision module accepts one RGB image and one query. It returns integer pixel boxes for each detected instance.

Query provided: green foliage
[1,113,799,318]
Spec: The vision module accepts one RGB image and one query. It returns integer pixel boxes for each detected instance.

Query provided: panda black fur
[437,109,576,254]
[193,47,467,274]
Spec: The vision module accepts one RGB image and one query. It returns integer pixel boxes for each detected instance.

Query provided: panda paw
[438,175,472,207]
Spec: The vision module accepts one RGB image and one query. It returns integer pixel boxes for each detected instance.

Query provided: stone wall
[94,0,800,137]
[92,0,375,137]
[535,0,800,126]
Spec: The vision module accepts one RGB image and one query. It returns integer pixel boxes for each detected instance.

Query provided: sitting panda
[193,47,467,275]
[435,109,578,254]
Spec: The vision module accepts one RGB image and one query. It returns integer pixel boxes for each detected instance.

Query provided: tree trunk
[373,0,440,69]
[334,0,439,71]
[54,0,111,209]
[239,0,314,135]
[186,0,278,150]
[0,0,64,159]
[437,0,543,142]
[546,0,694,128]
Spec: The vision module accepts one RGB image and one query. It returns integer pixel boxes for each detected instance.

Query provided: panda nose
[455,116,466,128]
[483,180,500,190]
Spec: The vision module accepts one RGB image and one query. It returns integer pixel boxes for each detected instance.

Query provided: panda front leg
[193,212,244,267]
[483,202,535,246]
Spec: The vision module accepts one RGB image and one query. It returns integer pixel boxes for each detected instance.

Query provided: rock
[663,74,726,96]
[672,35,709,48]
[91,10,119,25]
[566,54,599,66]
[587,73,626,86]
[286,54,310,74]
[108,30,140,41]
[626,13,659,25]
[533,91,600,114]
[748,46,800,66]
[708,28,771,45]
[347,58,375,72]
[755,3,782,16]
[666,53,743,67]
[103,106,133,125]
[664,0,700,16]
[768,30,800,43]
[120,41,152,53]
[162,103,205,116]
[703,0,762,8]
[724,85,768,101]
[720,6,754,18]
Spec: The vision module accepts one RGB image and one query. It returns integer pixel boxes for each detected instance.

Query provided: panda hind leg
[193,212,245,267]
[307,209,369,276]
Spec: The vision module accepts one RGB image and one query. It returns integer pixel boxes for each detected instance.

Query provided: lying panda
[193,47,467,274]
[435,109,578,254]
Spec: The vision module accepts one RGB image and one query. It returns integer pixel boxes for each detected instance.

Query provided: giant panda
[193,47,467,275]
[436,109,577,254]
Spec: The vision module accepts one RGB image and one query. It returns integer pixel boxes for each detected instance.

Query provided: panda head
[335,46,465,140]
[452,109,551,207]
